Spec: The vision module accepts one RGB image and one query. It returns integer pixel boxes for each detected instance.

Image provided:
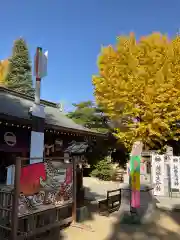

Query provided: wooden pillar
[11,157,21,240]
[72,156,77,222]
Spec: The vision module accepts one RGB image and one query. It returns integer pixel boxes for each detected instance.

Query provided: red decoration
[20,163,46,196]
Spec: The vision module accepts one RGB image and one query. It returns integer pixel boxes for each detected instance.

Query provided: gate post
[11,157,21,240]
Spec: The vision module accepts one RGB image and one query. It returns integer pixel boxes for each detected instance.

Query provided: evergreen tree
[6,38,34,96]
[67,101,109,133]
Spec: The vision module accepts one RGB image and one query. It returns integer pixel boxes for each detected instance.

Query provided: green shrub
[90,159,114,181]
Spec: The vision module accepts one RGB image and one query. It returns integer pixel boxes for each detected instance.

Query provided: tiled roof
[64,141,89,154]
[0,87,105,136]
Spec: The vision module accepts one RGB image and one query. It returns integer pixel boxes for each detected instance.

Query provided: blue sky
[1,1,180,111]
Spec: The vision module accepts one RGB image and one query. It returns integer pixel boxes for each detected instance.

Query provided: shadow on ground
[105,184,180,239]
[105,217,180,240]
[168,204,180,225]
[59,186,106,238]
[60,183,180,239]
[83,186,106,221]
[84,186,106,201]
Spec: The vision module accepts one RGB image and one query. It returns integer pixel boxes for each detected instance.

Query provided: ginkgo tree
[0,60,9,86]
[93,32,180,150]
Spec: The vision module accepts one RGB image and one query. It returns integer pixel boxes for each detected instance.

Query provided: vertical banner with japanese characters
[170,156,180,189]
[152,154,165,196]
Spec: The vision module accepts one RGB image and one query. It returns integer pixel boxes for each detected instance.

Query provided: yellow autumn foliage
[93,33,180,150]
[0,60,9,86]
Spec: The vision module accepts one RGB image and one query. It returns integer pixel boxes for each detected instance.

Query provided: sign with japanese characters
[170,156,180,189]
[152,154,165,196]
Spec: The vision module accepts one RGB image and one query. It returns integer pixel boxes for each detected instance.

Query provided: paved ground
[61,177,180,240]
[156,196,180,210]
[83,177,122,200]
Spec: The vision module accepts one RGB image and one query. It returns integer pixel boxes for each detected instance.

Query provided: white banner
[152,154,165,196]
[170,156,180,189]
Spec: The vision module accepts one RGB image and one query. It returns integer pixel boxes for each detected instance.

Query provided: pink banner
[131,190,140,208]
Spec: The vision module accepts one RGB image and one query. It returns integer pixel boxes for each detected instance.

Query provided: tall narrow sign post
[130,156,141,208]
[30,47,48,164]
[130,141,143,211]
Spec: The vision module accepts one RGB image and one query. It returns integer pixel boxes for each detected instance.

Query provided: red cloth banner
[20,163,46,196]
